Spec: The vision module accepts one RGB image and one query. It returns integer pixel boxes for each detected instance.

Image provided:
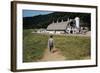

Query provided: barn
[47,17,80,34]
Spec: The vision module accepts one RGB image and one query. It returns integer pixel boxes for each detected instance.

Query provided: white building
[47,17,80,34]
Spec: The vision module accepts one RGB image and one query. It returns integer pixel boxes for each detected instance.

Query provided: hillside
[23,12,91,30]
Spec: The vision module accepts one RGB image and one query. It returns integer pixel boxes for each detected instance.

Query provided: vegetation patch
[54,35,91,60]
[23,29,90,62]
[23,29,48,62]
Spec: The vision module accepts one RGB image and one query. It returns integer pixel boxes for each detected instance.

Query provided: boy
[48,35,54,52]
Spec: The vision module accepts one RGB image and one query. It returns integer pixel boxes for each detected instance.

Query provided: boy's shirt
[48,38,54,49]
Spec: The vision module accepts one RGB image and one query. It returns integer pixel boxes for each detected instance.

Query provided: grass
[23,29,91,62]
[23,29,48,62]
[54,35,91,60]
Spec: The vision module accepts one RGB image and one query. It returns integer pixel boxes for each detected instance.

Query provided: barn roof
[47,21,70,31]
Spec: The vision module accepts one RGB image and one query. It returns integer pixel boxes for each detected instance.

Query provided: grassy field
[23,29,48,62]
[23,29,91,62]
[54,35,90,60]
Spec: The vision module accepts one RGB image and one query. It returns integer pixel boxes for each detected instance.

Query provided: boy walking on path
[48,35,54,52]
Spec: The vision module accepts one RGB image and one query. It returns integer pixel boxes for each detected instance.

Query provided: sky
[23,10,53,17]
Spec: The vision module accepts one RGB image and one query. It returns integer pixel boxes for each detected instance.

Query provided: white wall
[0,0,99,73]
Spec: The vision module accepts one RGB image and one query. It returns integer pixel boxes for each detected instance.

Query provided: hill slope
[23,12,91,30]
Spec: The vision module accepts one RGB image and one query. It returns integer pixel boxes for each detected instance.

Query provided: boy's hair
[50,35,53,38]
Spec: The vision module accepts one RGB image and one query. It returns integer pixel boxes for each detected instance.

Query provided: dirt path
[41,48,66,61]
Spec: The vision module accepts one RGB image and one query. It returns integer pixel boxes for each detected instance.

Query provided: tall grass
[23,29,48,62]
[54,35,91,60]
[23,29,91,62]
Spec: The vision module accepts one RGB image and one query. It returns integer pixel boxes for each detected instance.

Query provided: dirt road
[41,48,66,61]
